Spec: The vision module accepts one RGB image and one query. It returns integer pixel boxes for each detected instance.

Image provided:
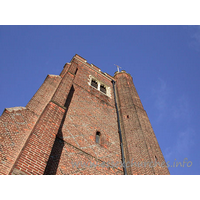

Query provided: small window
[100,84,106,94]
[89,75,110,97]
[74,68,78,75]
[95,131,101,144]
[91,79,98,89]
[155,156,158,162]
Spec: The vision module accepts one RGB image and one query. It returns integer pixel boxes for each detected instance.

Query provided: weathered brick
[0,54,169,175]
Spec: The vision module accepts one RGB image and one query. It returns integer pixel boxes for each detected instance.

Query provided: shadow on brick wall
[44,85,75,175]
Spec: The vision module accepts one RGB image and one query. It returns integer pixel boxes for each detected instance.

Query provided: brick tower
[0,54,170,175]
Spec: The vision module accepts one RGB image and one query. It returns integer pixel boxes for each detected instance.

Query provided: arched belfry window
[95,131,101,144]
[91,79,98,89]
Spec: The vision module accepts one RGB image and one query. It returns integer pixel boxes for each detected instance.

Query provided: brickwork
[11,102,65,175]
[26,74,61,116]
[51,69,75,107]
[114,71,170,175]
[0,54,170,175]
[135,106,169,174]
[59,63,71,78]
[44,55,123,174]
[0,107,38,174]
[44,139,123,175]
[55,83,123,173]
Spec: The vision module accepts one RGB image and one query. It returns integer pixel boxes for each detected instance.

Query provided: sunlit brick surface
[0,54,169,175]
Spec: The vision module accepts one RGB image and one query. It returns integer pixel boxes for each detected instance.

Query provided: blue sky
[0,25,200,175]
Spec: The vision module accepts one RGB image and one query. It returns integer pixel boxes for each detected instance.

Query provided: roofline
[70,54,116,82]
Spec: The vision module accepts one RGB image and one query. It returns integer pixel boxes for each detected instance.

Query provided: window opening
[100,84,106,94]
[89,75,110,97]
[91,79,98,89]
[95,131,101,144]
[74,68,78,75]
[155,156,158,162]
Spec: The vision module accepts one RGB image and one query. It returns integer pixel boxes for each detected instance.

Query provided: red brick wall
[51,68,76,107]
[44,56,123,174]
[0,54,169,175]
[45,140,123,175]
[50,83,123,174]
[135,106,169,174]
[11,102,65,175]
[0,107,38,174]
[114,71,170,175]
[26,74,61,116]
[10,63,77,175]
[0,73,62,175]
[59,63,71,78]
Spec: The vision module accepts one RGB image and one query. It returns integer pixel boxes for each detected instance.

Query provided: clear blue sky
[0,25,200,175]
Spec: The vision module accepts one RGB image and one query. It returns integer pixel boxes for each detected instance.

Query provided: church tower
[0,54,170,175]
